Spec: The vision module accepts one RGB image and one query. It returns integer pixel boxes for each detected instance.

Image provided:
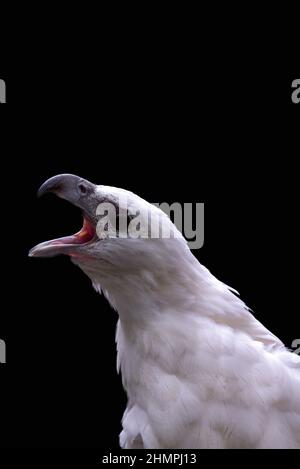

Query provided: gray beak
[29,174,99,258]
[37,174,97,209]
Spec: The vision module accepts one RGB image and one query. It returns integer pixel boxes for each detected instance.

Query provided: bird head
[29,174,193,292]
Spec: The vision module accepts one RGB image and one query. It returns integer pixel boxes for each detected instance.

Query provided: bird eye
[78,182,88,195]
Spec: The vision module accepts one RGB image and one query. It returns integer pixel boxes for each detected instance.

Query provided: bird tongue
[49,218,95,245]
[28,217,96,258]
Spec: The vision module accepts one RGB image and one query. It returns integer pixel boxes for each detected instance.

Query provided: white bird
[29,174,300,449]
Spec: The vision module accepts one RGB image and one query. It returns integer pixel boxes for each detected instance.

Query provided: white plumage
[30,178,300,449]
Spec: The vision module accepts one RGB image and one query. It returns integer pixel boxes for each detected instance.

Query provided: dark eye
[78,182,88,195]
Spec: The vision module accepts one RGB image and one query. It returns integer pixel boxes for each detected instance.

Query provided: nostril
[78,182,88,195]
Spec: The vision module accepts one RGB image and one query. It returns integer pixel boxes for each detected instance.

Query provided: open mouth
[29,173,99,258]
[29,216,97,258]
[48,217,96,246]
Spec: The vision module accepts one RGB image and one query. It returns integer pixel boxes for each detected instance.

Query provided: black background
[0,21,299,452]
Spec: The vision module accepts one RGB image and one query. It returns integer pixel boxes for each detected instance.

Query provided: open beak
[28,174,98,258]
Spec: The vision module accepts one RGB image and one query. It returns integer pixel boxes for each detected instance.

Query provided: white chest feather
[115,296,300,449]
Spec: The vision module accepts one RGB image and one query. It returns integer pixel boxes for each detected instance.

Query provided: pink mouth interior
[49,218,96,245]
